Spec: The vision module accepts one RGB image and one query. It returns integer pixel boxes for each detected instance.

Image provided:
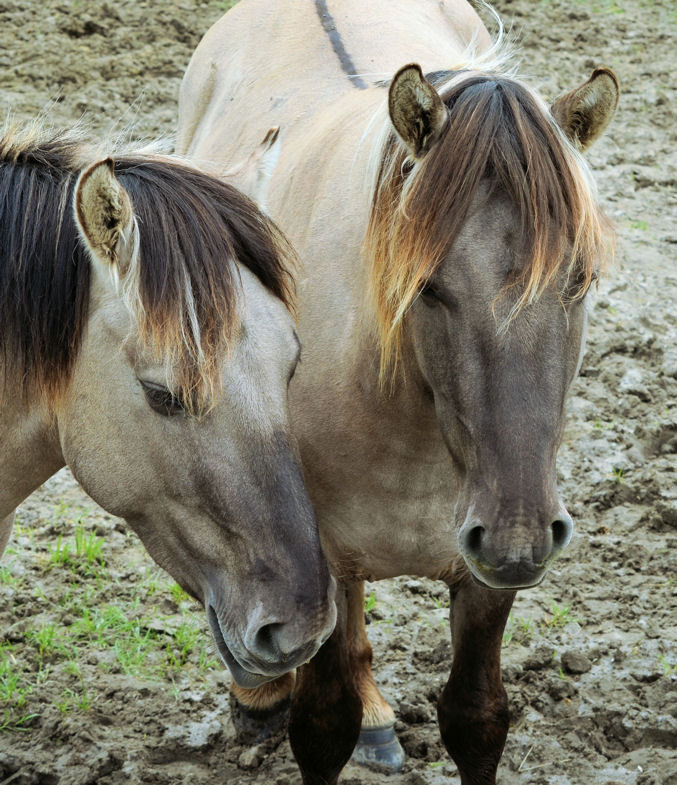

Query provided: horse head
[370,65,618,589]
[0,129,336,686]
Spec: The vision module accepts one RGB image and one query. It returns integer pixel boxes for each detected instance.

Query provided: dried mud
[0,1,675,784]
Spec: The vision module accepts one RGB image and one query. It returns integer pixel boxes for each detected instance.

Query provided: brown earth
[0,1,675,784]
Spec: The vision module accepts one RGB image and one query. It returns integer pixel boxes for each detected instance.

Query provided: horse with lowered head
[178,0,619,781]
[0,123,336,691]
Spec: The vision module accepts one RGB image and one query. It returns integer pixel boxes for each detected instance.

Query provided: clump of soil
[0,1,675,784]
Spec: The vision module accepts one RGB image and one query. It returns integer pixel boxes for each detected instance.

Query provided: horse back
[178,0,491,163]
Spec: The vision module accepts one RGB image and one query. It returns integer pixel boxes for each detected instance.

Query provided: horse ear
[389,64,448,158]
[551,67,619,151]
[74,158,136,275]
[221,126,281,211]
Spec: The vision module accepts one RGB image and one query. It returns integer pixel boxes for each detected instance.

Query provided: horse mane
[364,68,614,380]
[0,124,295,410]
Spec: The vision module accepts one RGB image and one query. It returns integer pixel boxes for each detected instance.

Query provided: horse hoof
[351,723,405,773]
[229,693,290,744]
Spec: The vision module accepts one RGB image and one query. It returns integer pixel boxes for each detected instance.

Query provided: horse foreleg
[0,514,14,560]
[348,581,405,772]
[289,582,362,785]
[438,580,515,785]
[229,672,295,743]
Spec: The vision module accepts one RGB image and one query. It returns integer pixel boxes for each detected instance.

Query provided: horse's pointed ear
[74,158,135,274]
[389,64,448,158]
[551,67,619,151]
[221,126,281,211]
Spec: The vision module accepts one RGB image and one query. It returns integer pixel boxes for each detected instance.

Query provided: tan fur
[347,582,396,727]
[221,126,281,210]
[232,671,295,711]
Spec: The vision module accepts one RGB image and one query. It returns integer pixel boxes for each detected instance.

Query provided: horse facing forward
[0,124,336,692]
[178,1,619,782]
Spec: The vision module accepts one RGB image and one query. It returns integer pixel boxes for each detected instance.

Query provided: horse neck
[0,377,65,518]
[274,93,445,443]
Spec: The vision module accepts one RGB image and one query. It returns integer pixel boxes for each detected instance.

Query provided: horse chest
[301,424,462,581]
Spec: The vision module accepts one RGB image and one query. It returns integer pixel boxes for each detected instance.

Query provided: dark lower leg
[229,673,295,743]
[289,582,362,785]
[437,581,515,785]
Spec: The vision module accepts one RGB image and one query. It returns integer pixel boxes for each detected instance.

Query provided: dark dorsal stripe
[314,0,368,90]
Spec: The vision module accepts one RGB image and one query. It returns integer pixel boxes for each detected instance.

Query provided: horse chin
[207,606,277,689]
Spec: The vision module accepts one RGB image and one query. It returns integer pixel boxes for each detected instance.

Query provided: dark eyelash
[565,268,598,301]
[419,282,442,306]
[140,380,185,417]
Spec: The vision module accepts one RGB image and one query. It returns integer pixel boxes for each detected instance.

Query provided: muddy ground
[0,0,675,783]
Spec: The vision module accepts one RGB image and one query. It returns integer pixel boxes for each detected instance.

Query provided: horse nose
[245,621,317,666]
[243,576,337,669]
[458,511,574,589]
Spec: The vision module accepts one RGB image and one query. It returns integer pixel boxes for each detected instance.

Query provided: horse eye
[140,380,185,417]
[419,283,442,307]
[566,267,598,301]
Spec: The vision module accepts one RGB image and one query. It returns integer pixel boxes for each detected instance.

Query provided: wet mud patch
[0,0,675,783]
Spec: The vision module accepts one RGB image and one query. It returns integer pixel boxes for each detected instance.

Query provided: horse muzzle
[458,511,574,590]
[206,588,337,687]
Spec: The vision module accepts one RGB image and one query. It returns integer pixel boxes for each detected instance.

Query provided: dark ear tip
[389,64,425,111]
[590,67,620,94]
[389,63,424,98]
[394,63,423,79]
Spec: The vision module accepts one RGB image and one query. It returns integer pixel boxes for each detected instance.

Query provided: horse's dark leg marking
[289,582,362,785]
[229,672,294,743]
[314,0,368,89]
[438,581,515,785]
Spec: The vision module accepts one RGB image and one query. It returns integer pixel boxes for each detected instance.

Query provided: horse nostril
[250,622,282,662]
[460,524,485,559]
[550,515,574,555]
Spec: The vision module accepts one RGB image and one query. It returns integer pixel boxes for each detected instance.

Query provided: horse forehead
[438,192,520,290]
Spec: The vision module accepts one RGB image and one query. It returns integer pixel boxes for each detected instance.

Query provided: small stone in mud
[547,677,577,701]
[619,368,652,401]
[164,717,222,751]
[428,640,451,664]
[523,646,554,671]
[561,650,592,674]
[238,744,265,769]
[398,700,432,724]
[631,666,664,683]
